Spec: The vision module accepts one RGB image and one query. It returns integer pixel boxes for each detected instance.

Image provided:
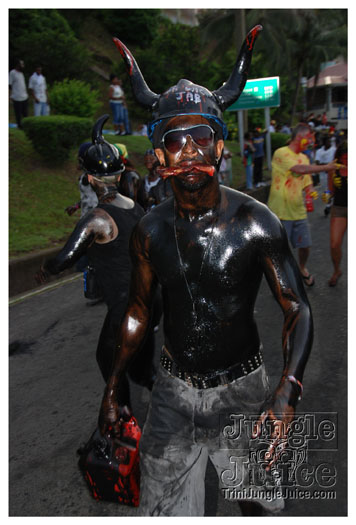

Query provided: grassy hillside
[9,129,80,255]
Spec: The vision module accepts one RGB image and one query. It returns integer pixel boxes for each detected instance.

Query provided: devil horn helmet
[83,114,124,177]
[113,25,262,145]
[91,113,110,144]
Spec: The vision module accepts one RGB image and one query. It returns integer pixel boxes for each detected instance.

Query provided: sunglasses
[162,124,215,154]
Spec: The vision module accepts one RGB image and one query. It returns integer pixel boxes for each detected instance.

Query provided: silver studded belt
[160,346,263,389]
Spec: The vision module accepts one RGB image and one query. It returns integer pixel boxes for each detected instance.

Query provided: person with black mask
[36,115,156,403]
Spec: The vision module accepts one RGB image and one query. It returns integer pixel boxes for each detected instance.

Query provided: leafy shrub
[271,132,289,153]
[9,9,90,84]
[48,79,100,118]
[22,115,92,163]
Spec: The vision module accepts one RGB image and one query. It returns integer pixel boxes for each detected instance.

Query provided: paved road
[9,197,347,517]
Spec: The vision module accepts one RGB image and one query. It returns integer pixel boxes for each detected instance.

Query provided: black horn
[113,37,159,110]
[92,114,109,144]
[213,25,263,111]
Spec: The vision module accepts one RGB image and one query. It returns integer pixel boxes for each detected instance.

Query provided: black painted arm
[39,209,113,278]
[252,211,313,469]
[99,221,158,434]
[261,222,313,386]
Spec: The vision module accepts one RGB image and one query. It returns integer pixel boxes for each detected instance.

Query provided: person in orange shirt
[268,123,337,286]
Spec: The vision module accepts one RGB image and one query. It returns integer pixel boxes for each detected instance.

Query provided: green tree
[58,8,163,48]
[135,21,206,92]
[198,8,247,58]
[268,9,347,124]
[198,9,347,125]
[9,9,91,84]
[300,10,347,109]
[244,9,347,124]
[95,9,163,48]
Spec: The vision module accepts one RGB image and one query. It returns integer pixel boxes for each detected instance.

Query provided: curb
[9,184,270,298]
[9,273,83,306]
[9,246,78,298]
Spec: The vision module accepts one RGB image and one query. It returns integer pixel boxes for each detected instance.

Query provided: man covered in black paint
[99,26,313,516]
[37,115,156,402]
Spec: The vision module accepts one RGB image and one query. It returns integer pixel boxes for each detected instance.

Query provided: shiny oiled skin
[43,207,116,276]
[122,185,313,378]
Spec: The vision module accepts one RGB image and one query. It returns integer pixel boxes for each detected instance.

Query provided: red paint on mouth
[156,164,215,179]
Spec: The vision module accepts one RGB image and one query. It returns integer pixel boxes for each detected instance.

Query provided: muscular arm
[262,220,313,384]
[253,210,313,466]
[99,222,158,432]
[38,208,115,278]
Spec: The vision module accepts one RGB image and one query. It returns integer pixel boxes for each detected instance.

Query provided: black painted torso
[139,186,294,374]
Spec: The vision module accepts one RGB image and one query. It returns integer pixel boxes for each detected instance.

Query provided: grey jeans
[138,363,284,516]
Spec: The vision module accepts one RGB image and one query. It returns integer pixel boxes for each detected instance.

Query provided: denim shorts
[331,205,347,218]
[280,219,312,249]
[138,363,284,516]
[109,101,123,125]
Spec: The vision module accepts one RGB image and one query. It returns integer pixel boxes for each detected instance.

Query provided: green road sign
[227,76,280,111]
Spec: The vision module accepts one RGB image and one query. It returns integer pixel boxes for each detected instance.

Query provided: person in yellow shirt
[268,123,337,286]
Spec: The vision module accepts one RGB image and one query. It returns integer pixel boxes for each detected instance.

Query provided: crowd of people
[19,24,346,518]
[239,115,347,288]
[268,122,347,287]
[34,104,346,517]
